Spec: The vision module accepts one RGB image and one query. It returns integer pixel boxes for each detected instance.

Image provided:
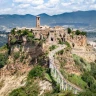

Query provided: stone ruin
[11,16,87,49]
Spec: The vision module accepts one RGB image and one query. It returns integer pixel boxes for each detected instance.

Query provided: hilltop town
[9,16,87,50]
[8,16,95,62]
[0,16,95,96]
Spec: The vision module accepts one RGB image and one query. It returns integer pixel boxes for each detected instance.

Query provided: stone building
[15,16,87,48]
[16,16,68,45]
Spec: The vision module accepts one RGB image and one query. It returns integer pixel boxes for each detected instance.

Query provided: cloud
[13,0,44,5]
[0,0,96,15]
[18,4,30,8]
[61,2,71,6]
[0,8,11,14]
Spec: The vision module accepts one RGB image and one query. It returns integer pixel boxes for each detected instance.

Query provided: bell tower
[36,16,40,28]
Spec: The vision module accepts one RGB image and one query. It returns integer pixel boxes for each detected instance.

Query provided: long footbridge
[48,45,82,94]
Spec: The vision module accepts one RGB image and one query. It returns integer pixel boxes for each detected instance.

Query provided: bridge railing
[49,46,83,94]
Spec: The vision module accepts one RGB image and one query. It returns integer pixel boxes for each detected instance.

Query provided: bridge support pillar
[60,79,64,90]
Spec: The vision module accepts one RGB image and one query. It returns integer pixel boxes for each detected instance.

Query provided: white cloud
[18,4,30,8]
[0,0,96,15]
[90,4,96,9]
[46,0,59,7]
[13,0,44,5]
[61,2,71,6]
[0,8,11,14]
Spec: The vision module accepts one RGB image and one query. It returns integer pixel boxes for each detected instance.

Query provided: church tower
[36,16,40,28]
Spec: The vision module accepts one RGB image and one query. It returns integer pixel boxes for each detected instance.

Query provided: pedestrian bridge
[48,45,82,94]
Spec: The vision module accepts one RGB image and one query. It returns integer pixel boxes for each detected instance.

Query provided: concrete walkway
[48,45,82,94]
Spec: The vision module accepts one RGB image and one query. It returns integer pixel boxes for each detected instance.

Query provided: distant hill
[0,10,96,46]
[0,10,96,30]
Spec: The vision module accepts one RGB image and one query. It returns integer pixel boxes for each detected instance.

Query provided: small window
[51,37,53,41]
[72,43,75,47]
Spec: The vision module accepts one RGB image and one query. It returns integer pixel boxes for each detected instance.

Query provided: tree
[81,31,87,36]
[28,65,45,79]
[75,30,81,35]
[78,90,94,96]
[0,53,8,68]
[11,28,16,35]
[9,88,26,96]
[81,72,95,88]
[68,28,72,34]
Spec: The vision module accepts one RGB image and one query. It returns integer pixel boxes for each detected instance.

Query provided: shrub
[9,82,40,96]
[68,28,72,34]
[11,28,16,35]
[10,38,17,44]
[75,30,81,35]
[28,32,34,38]
[20,55,25,62]
[28,65,45,79]
[81,72,95,88]
[49,45,57,51]
[57,49,64,55]
[68,74,87,89]
[0,53,8,68]
[73,54,91,72]
[0,44,8,51]
[9,88,26,96]
[78,90,93,96]
[81,31,87,36]
[64,41,71,48]
[14,52,20,60]
[58,38,64,44]
[22,29,29,36]
[90,63,96,79]
[75,30,87,36]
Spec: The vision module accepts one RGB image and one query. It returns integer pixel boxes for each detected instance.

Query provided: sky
[0,0,96,15]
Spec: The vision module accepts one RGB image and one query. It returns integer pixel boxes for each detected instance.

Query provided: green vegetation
[68,28,72,34]
[77,69,96,96]
[44,90,75,96]
[9,65,44,96]
[13,52,20,60]
[75,30,87,36]
[1,27,95,96]
[45,73,52,82]
[68,74,87,89]
[28,65,45,80]
[0,80,4,89]
[9,63,75,96]
[58,38,64,44]
[60,68,87,90]
[10,29,35,45]
[20,55,25,62]
[49,45,57,51]
[81,72,95,88]
[72,55,96,95]
[78,90,96,96]
[10,38,17,44]
[9,81,40,96]
[10,28,45,47]
[73,54,91,72]
[64,41,71,48]
[57,49,64,55]
[0,44,8,51]
[11,28,16,35]
[90,62,96,79]
[0,53,8,68]
[57,50,96,95]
